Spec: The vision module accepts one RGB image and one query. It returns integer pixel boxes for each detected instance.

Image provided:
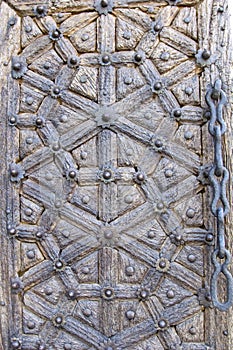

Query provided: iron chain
[206,79,233,312]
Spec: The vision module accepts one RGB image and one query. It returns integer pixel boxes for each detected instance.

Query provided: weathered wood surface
[0,0,232,349]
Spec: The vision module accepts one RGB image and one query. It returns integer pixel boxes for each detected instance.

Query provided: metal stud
[147,230,155,239]
[69,57,78,65]
[26,250,35,259]
[24,207,33,216]
[160,52,170,61]
[124,195,133,204]
[55,316,63,325]
[154,139,163,148]
[12,281,20,290]
[103,170,112,180]
[11,168,19,177]
[189,326,196,335]
[223,330,228,336]
[173,109,182,118]
[36,5,45,15]
[44,287,53,295]
[26,96,34,105]
[165,169,173,178]
[159,260,166,269]
[27,321,35,329]
[67,290,76,299]
[35,118,43,127]
[140,290,149,299]
[55,260,63,269]
[186,208,195,218]
[82,266,90,274]
[104,231,113,239]
[101,0,109,7]
[68,170,76,179]
[12,340,21,349]
[154,82,162,91]
[82,195,90,204]
[64,344,72,350]
[25,25,32,33]
[9,116,17,124]
[51,29,61,39]
[167,290,175,299]
[158,319,167,328]
[157,202,164,210]
[134,53,142,63]
[136,173,145,182]
[13,62,21,71]
[8,227,16,236]
[80,75,87,84]
[202,49,211,60]
[125,266,135,276]
[184,131,193,140]
[125,310,135,320]
[206,233,214,242]
[102,54,110,64]
[36,231,43,239]
[104,288,113,298]
[81,33,89,41]
[187,254,196,263]
[83,308,92,317]
[44,62,51,70]
[185,87,193,96]
[154,23,162,32]
[53,87,61,95]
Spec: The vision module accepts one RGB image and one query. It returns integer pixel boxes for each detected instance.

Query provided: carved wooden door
[1,0,232,349]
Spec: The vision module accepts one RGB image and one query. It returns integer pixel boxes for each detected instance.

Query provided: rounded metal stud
[125,266,135,276]
[158,319,167,328]
[55,316,63,325]
[67,290,75,299]
[39,345,46,350]
[11,168,19,177]
[83,308,92,317]
[160,52,170,61]
[8,227,16,236]
[211,90,220,100]
[24,207,33,216]
[82,195,90,204]
[44,287,53,295]
[53,87,60,96]
[82,266,90,274]
[206,233,214,242]
[185,87,193,96]
[154,139,163,148]
[184,131,193,140]
[186,208,195,218]
[140,290,149,299]
[159,260,166,269]
[184,17,191,24]
[136,173,145,182]
[105,288,113,298]
[101,0,109,7]
[80,75,87,84]
[154,23,162,32]
[81,33,89,41]
[102,54,110,64]
[124,77,133,85]
[173,109,182,118]
[25,25,32,33]
[104,231,113,239]
[125,310,135,320]
[52,29,60,39]
[9,116,17,124]
[64,344,72,350]
[12,281,20,290]
[165,169,173,178]
[102,114,111,122]
[223,330,228,336]
[189,326,196,335]
[26,250,35,259]
[147,230,155,239]
[43,62,51,70]
[154,82,163,91]
[26,96,34,105]
[55,260,63,269]
[69,57,78,65]
[36,231,43,239]
[134,53,142,63]
[36,5,45,14]
[157,202,164,210]
[187,254,196,263]
[202,49,211,60]
[103,170,112,180]
[124,195,133,204]
[12,340,21,349]
[35,118,43,127]
[68,170,76,179]
[27,321,35,329]
[26,137,33,144]
[167,290,175,299]
[13,62,21,71]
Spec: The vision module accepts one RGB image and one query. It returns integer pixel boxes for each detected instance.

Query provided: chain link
[205,79,233,312]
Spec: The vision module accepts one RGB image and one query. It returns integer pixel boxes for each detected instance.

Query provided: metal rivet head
[26,250,35,259]
[82,266,90,274]
[44,62,51,70]
[52,30,60,39]
[140,290,148,299]
[82,195,90,204]
[102,54,110,64]
[25,25,32,33]
[105,289,113,298]
[104,231,113,239]
[8,227,16,235]
[68,290,75,299]
[157,202,164,210]
[35,118,43,126]
[165,169,173,178]
[147,230,155,239]
[83,308,92,317]
[136,173,145,182]
[69,57,78,65]
[12,340,21,349]
[160,52,170,61]
[101,0,109,7]
[36,231,43,239]
[11,169,19,177]
[55,260,63,269]
[9,116,17,124]
[26,96,34,105]
[12,281,20,289]
[53,87,60,95]
[167,290,175,299]
[154,139,163,148]
[55,316,63,324]
[158,320,167,328]
[39,345,46,350]
[134,53,142,62]
[205,292,212,302]
[125,266,135,276]
[218,6,224,13]
[159,260,166,269]
[13,62,21,71]
[187,254,196,263]
[64,344,72,350]
[124,195,133,204]
[186,208,195,218]
[125,310,135,320]
[154,23,162,32]
[202,49,211,60]
[185,87,193,96]
[24,207,33,216]
[173,109,182,118]
[103,170,112,180]
[81,33,89,41]
[27,321,35,329]
[206,233,214,242]
[102,114,111,122]
[68,170,76,179]
[36,5,45,14]
[154,82,162,91]
[44,287,53,295]
[189,326,196,335]
[223,330,228,336]
[184,131,193,140]
[211,90,220,100]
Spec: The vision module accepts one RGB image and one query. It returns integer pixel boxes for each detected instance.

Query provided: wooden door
[1,0,232,349]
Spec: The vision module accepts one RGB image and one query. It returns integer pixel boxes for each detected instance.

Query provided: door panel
[0,0,232,349]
